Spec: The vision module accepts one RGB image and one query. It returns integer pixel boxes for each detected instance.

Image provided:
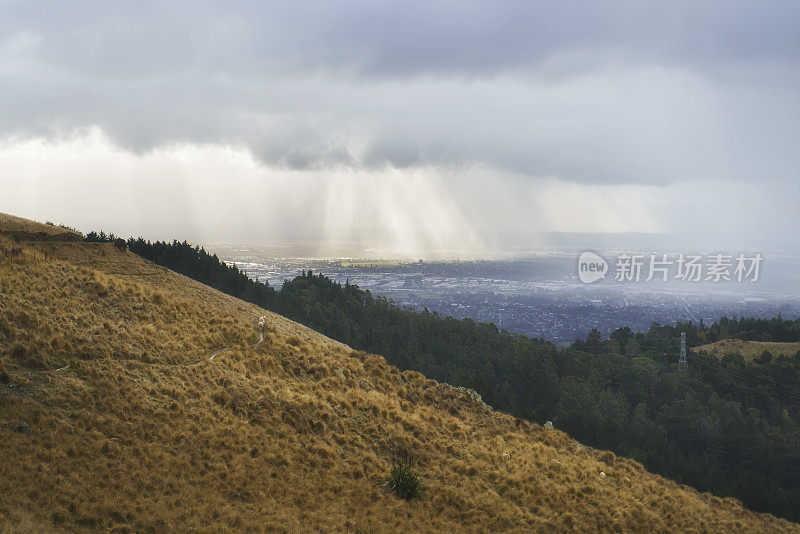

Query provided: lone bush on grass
[385,449,423,500]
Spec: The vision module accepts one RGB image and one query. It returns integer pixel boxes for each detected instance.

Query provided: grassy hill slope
[0,213,82,242]
[692,339,800,362]
[0,214,796,532]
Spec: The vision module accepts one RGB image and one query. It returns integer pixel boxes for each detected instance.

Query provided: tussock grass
[0,213,80,237]
[0,214,797,532]
[693,338,800,362]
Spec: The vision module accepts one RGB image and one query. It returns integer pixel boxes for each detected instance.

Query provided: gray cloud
[7,2,799,77]
[0,1,799,185]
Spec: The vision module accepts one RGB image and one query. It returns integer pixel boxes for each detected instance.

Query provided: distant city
[213,244,800,346]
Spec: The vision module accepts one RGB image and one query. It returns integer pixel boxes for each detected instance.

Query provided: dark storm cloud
[1,1,799,183]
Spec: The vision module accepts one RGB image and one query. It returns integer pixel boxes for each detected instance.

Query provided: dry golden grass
[0,213,82,241]
[0,214,797,532]
[692,339,800,362]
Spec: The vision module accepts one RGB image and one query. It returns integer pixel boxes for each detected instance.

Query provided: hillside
[0,213,82,242]
[692,339,800,362]
[0,215,796,532]
[114,237,800,521]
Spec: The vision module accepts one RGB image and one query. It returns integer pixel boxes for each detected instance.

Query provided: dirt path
[186,347,228,367]
[46,327,265,372]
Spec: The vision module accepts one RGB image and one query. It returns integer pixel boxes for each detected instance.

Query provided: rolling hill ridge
[0,213,796,532]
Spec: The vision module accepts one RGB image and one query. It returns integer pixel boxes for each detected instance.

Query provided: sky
[1,1,799,256]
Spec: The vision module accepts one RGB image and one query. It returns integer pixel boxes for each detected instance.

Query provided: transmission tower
[679,331,687,371]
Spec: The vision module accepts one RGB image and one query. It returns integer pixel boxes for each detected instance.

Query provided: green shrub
[0,361,9,383]
[385,449,423,500]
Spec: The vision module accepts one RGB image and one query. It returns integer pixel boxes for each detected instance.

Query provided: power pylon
[679,331,687,371]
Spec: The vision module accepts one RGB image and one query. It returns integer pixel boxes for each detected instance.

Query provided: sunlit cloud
[1,2,798,254]
[3,130,781,256]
